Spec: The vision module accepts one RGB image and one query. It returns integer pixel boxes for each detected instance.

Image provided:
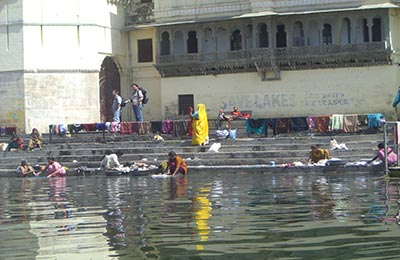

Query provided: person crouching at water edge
[100,150,123,170]
[165,151,187,176]
[367,143,398,165]
[17,159,40,177]
[46,156,67,178]
[190,104,209,146]
[308,145,330,164]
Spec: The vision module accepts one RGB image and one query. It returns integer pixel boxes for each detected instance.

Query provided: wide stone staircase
[0,122,387,176]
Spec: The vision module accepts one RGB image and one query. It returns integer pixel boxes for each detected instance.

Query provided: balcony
[126,2,154,25]
[155,42,391,78]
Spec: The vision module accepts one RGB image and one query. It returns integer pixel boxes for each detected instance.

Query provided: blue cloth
[96,123,107,131]
[367,113,384,128]
[246,119,267,135]
[393,88,400,107]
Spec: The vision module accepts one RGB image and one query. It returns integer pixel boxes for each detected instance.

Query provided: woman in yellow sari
[190,104,209,145]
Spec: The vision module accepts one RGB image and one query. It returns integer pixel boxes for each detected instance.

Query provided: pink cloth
[47,162,66,177]
[378,148,398,164]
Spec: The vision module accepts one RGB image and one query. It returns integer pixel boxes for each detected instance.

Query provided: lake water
[1,171,400,260]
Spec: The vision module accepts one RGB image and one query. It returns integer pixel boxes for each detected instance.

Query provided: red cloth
[316,116,330,132]
[120,122,134,134]
[83,123,96,131]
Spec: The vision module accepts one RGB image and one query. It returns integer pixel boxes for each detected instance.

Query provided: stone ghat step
[0,128,383,144]
[0,134,381,165]
[0,132,383,156]
[0,132,385,174]
[0,131,385,148]
[0,149,376,170]
[0,143,376,161]
[0,146,376,159]
[6,140,374,156]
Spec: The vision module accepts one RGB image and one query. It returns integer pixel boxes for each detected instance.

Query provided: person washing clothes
[308,145,330,164]
[165,151,187,176]
[368,143,398,165]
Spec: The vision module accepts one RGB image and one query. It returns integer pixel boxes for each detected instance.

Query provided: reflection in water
[192,184,212,250]
[2,173,400,259]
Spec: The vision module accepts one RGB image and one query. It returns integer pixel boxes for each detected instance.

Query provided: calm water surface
[1,171,400,260]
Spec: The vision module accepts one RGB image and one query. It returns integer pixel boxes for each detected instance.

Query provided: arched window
[276,24,287,48]
[187,31,198,53]
[245,24,253,49]
[174,31,184,54]
[258,23,268,48]
[216,27,229,52]
[292,21,304,47]
[372,17,382,42]
[203,28,214,53]
[340,18,351,44]
[322,23,332,45]
[230,29,242,51]
[160,31,170,56]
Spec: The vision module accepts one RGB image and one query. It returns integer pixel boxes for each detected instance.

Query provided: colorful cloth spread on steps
[343,114,360,133]
[329,114,344,131]
[120,122,134,134]
[275,118,291,134]
[162,120,173,134]
[316,116,330,132]
[367,113,384,128]
[246,119,267,135]
[289,117,308,132]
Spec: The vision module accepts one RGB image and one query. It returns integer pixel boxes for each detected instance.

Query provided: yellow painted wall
[124,28,162,122]
[161,65,400,120]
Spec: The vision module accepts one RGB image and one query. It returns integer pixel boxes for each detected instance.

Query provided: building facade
[126,0,400,121]
[1,0,400,133]
[0,0,127,133]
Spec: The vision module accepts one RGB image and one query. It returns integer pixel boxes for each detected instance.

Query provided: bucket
[269,161,275,167]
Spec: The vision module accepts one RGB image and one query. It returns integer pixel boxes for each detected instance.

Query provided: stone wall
[0,71,25,133]
[23,72,100,134]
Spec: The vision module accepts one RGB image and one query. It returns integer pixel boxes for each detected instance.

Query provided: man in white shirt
[112,89,122,123]
[130,83,144,122]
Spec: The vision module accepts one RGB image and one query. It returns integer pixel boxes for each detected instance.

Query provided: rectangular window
[178,94,194,116]
[141,0,152,3]
[138,39,153,62]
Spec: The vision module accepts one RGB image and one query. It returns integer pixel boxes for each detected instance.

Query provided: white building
[0,0,127,133]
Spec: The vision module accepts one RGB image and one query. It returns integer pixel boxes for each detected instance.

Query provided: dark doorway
[187,31,198,53]
[230,29,242,51]
[178,94,194,116]
[372,18,382,42]
[276,24,287,48]
[99,56,121,122]
[322,24,332,45]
